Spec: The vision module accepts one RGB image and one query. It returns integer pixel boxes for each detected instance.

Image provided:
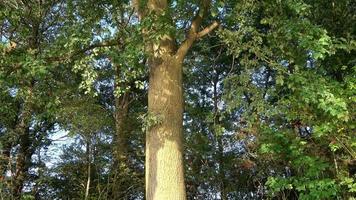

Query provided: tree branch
[197,21,219,38]
[176,1,218,62]
[176,21,219,62]
[45,39,120,62]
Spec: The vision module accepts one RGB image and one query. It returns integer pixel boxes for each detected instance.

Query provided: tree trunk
[114,84,129,171]
[12,129,32,199]
[146,55,186,200]
[12,98,33,199]
[112,65,130,199]
[85,138,91,200]
[0,142,11,181]
[132,0,187,198]
[213,68,227,200]
[11,19,40,200]
[218,138,227,200]
[132,0,218,199]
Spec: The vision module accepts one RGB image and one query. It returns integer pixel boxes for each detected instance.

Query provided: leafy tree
[0,0,355,199]
[220,0,356,199]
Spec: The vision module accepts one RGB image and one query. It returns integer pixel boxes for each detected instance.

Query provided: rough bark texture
[132,0,187,198]
[132,0,218,199]
[146,55,186,200]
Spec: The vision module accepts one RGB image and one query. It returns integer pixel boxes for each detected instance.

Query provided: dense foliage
[0,0,355,199]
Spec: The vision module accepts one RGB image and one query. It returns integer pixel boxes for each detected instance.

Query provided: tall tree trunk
[146,55,186,200]
[133,0,187,198]
[132,0,218,199]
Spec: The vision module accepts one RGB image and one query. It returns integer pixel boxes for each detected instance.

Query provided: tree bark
[146,55,186,200]
[112,65,130,199]
[132,0,218,199]
[131,0,187,198]
[12,95,34,199]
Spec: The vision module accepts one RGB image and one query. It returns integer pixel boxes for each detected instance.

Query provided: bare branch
[197,21,219,38]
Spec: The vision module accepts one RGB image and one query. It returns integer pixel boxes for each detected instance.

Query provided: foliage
[220,0,356,199]
[0,0,355,199]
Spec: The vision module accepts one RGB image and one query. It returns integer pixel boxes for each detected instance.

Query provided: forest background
[0,0,355,199]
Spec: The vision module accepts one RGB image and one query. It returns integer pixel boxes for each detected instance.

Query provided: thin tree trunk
[12,98,33,200]
[114,79,129,170]
[112,65,130,199]
[0,142,11,181]
[85,138,91,200]
[212,71,227,200]
[12,129,32,199]
[218,138,227,200]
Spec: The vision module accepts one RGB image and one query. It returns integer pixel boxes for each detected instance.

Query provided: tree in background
[220,0,355,199]
[0,1,71,198]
